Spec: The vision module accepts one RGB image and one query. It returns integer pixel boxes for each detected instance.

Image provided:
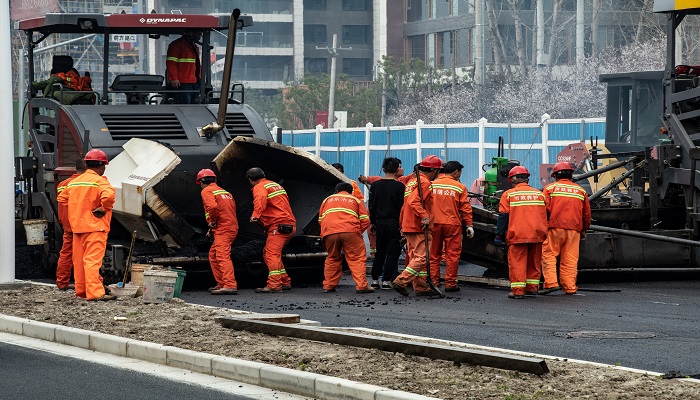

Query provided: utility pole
[474,0,486,85]
[317,34,350,128]
[1,0,15,284]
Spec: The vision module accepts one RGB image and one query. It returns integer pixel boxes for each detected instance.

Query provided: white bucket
[142,270,178,304]
[23,219,48,245]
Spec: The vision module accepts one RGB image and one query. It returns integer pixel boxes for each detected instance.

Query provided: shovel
[118,230,137,287]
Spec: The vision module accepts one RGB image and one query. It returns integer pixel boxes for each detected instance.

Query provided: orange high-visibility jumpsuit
[541,179,591,294]
[252,178,296,290]
[393,178,433,294]
[57,170,115,300]
[498,183,548,296]
[318,191,371,290]
[429,175,473,288]
[56,173,80,289]
[201,183,239,290]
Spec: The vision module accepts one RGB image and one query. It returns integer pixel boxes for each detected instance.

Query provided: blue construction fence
[277,115,606,195]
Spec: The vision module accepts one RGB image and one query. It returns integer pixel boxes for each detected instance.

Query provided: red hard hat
[84,149,109,165]
[419,155,443,169]
[507,165,530,181]
[551,161,574,177]
[196,168,216,184]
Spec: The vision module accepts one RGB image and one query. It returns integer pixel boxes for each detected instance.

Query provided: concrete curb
[0,314,439,400]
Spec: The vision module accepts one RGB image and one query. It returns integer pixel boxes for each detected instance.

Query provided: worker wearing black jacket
[368,157,405,289]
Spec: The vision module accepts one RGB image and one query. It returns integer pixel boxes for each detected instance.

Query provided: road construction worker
[55,158,87,291]
[495,166,548,299]
[368,157,405,289]
[319,182,374,293]
[166,29,202,104]
[429,161,474,292]
[57,149,116,301]
[540,162,591,295]
[197,169,238,295]
[332,162,375,260]
[390,155,443,297]
[247,167,296,293]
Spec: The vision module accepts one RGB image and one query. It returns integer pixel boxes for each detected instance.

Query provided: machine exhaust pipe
[200,9,241,139]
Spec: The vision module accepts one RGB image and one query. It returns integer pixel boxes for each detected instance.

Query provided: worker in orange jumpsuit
[166,29,202,104]
[197,169,239,295]
[390,155,443,297]
[540,162,591,295]
[55,158,87,291]
[318,182,374,293]
[247,167,296,293]
[495,166,548,299]
[332,162,374,261]
[57,149,116,301]
[429,161,474,292]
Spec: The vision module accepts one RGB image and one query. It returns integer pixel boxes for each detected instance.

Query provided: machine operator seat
[111,74,165,104]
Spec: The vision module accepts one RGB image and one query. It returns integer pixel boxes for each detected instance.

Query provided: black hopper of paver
[215,316,549,375]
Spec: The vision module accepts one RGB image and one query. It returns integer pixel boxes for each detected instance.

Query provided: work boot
[444,286,460,292]
[508,292,525,299]
[211,288,238,295]
[355,286,375,294]
[57,284,75,291]
[538,286,561,295]
[255,286,281,293]
[208,286,222,292]
[390,281,409,297]
[380,281,392,290]
[89,294,117,302]
[415,289,439,297]
[524,291,538,296]
[323,287,336,293]
[370,280,380,289]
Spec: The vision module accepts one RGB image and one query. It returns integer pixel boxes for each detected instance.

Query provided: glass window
[408,35,426,63]
[435,0,449,18]
[342,25,371,44]
[457,28,471,66]
[452,0,473,15]
[304,24,327,44]
[406,0,429,22]
[342,0,370,11]
[438,31,456,68]
[342,58,372,77]
[305,58,328,76]
[304,0,326,11]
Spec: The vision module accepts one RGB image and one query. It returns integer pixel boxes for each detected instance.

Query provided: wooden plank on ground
[216,317,549,375]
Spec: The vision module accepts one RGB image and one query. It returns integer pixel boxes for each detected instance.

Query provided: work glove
[494,235,504,246]
[465,226,475,238]
[420,216,430,229]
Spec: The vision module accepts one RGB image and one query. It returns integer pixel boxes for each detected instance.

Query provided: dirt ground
[1,285,698,400]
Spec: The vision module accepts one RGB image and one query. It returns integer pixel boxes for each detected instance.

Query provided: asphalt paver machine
[14,10,343,283]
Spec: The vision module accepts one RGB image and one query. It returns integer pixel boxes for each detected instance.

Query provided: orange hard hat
[507,165,530,182]
[551,161,574,177]
[419,155,443,169]
[196,168,216,184]
[84,149,109,165]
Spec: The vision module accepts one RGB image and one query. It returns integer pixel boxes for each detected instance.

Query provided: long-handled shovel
[413,166,445,298]
[120,230,137,287]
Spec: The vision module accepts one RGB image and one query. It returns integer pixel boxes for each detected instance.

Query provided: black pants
[371,220,402,281]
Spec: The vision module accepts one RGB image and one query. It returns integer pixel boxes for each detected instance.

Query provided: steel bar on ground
[215,317,549,375]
